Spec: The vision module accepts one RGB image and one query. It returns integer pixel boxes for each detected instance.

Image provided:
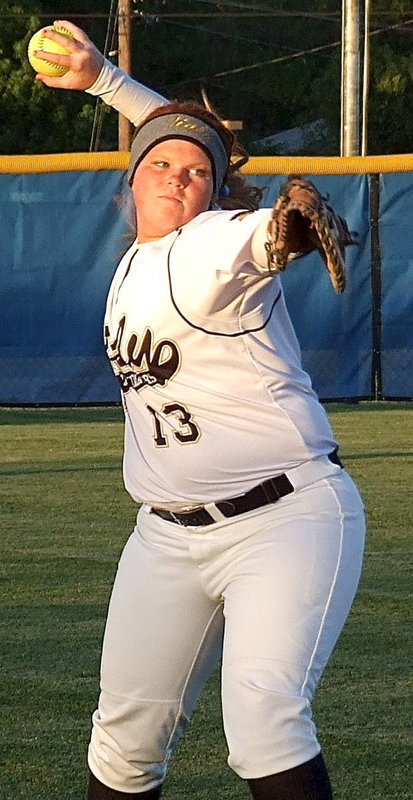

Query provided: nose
[167,168,188,188]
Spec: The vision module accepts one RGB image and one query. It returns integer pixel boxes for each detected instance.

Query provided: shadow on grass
[0,401,412,427]
[0,406,123,425]
[325,401,412,413]
[1,450,411,478]
[0,463,119,476]
[344,451,413,460]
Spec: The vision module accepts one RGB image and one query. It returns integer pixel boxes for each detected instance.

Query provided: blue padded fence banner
[379,174,413,398]
[0,169,411,402]
[255,174,373,399]
[1,170,128,403]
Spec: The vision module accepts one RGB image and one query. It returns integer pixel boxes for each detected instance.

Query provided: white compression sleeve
[86,58,168,127]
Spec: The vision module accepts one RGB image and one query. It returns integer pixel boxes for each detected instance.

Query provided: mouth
[159,195,183,206]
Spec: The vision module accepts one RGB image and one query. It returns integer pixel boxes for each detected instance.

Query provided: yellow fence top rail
[1,151,413,175]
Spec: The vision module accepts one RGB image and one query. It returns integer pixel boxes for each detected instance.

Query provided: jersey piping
[167,228,282,337]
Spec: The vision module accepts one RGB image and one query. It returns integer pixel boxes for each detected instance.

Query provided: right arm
[34,20,168,126]
[86,58,168,127]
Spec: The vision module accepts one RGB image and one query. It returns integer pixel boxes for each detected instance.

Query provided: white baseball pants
[88,466,365,793]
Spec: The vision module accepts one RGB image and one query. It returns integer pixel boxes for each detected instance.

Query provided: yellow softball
[27,26,74,77]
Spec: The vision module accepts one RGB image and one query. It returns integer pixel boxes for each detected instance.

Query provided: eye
[189,167,210,178]
[153,160,169,168]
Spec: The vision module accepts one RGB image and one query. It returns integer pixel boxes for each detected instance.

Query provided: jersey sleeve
[86,58,168,126]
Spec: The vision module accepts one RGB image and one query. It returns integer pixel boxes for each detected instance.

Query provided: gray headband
[127,112,230,192]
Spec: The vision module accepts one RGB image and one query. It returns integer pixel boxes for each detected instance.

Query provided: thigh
[100,510,223,699]
[89,508,224,792]
[220,471,365,778]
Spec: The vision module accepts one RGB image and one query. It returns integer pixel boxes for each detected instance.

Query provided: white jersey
[105,209,337,508]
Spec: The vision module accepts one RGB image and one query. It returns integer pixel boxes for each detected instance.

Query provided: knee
[88,698,188,792]
[223,662,319,779]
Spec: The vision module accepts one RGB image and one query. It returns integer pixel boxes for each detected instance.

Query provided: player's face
[132,139,214,243]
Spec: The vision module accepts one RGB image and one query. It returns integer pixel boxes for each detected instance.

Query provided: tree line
[1,0,412,156]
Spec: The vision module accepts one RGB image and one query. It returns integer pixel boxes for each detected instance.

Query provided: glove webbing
[266,201,346,293]
[312,211,347,293]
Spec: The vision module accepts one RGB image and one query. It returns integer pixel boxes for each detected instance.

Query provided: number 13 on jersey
[146,402,201,447]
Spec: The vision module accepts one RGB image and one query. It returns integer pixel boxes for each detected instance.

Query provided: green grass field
[1,403,411,800]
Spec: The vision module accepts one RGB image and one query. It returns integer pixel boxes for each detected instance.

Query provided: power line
[162,0,341,23]
[190,0,282,9]
[164,15,413,88]
[0,12,341,19]
[1,10,412,19]
[162,19,300,53]
[166,38,342,89]
[135,12,353,21]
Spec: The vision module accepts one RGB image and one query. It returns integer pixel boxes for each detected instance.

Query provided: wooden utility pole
[118,0,132,151]
[341,0,361,156]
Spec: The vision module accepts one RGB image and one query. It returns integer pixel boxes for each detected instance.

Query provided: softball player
[35,24,366,800]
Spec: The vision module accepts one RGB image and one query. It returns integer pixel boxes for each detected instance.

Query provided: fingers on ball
[28,26,73,77]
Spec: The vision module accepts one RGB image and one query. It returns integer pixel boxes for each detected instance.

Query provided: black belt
[150,450,342,527]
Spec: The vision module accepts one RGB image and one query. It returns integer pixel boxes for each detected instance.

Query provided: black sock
[87,770,162,799]
[247,753,333,800]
